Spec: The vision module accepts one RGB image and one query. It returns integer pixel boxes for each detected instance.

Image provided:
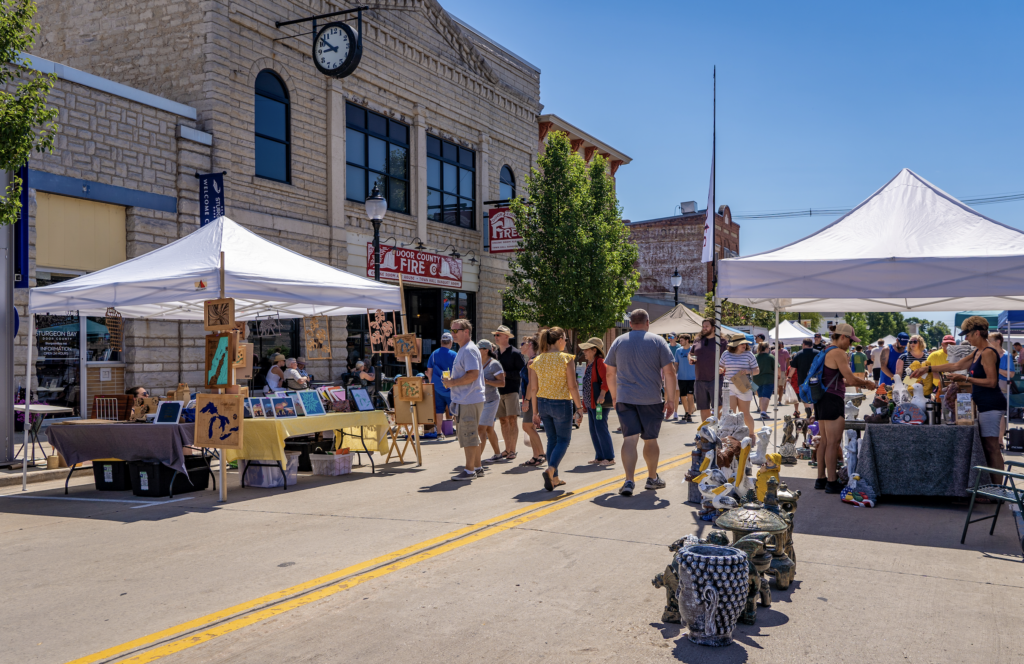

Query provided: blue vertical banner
[14,164,29,288]
[197,172,225,227]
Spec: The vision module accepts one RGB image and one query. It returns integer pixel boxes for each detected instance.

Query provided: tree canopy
[503,131,639,340]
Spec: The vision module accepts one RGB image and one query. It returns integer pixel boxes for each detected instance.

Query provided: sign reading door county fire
[366,243,462,288]
[488,207,521,253]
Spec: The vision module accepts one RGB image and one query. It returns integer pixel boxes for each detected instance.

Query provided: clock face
[313,22,362,78]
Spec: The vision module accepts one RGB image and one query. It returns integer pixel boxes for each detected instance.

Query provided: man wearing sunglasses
[442,320,487,481]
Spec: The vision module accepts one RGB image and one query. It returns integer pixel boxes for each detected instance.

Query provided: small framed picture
[271,397,297,418]
[243,398,254,419]
[298,390,327,416]
[261,397,275,418]
[154,401,184,424]
[350,387,374,412]
[291,394,306,417]
[250,399,266,418]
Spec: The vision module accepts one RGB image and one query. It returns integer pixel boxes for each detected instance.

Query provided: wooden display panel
[194,394,244,450]
[395,383,436,425]
[395,376,424,402]
[393,334,417,360]
[204,297,235,332]
[205,332,238,388]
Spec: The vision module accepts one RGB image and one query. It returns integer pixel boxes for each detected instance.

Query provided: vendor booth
[767,320,815,345]
[22,217,403,496]
[648,304,705,336]
[719,169,1024,498]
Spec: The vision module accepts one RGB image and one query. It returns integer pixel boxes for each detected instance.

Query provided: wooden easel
[395,275,422,465]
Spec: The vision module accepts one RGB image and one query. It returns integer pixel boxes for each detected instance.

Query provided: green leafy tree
[780,311,822,334]
[1,0,59,226]
[702,293,775,328]
[843,312,870,343]
[503,132,639,340]
[866,312,906,341]
[905,317,951,349]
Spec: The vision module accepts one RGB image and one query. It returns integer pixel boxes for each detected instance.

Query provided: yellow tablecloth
[223,411,390,466]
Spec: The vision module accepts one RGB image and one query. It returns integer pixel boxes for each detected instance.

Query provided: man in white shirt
[870,340,885,383]
[282,358,308,389]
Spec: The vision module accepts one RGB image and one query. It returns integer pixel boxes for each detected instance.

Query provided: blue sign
[198,172,225,227]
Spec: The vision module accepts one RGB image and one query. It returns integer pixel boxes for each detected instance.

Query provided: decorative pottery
[653,531,729,624]
[714,499,795,590]
[731,532,776,625]
[675,545,748,646]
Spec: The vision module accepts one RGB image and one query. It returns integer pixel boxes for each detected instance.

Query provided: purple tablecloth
[48,423,192,475]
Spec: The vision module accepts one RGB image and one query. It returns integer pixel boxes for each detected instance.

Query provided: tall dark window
[346,102,409,214]
[427,136,475,229]
[499,165,515,201]
[254,70,290,183]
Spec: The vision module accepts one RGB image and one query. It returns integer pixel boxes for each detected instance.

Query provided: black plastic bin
[129,456,212,498]
[92,460,133,491]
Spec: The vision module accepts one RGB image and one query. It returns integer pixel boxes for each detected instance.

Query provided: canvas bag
[799,346,841,404]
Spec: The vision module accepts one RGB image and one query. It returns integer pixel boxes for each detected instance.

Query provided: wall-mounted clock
[313,21,362,79]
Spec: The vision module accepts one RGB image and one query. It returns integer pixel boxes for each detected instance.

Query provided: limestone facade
[22,0,555,402]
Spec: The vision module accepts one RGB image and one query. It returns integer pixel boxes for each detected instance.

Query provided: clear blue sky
[444,0,1024,330]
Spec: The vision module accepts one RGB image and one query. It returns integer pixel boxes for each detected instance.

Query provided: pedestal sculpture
[779,416,798,465]
[763,477,797,584]
[653,531,730,624]
[675,545,748,646]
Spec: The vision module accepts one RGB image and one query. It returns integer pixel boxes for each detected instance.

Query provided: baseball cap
[492,325,513,337]
[478,339,494,351]
[441,332,453,341]
[897,332,910,343]
[832,323,860,342]
[942,335,955,344]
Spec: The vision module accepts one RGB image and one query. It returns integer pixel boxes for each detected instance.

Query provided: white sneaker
[451,469,476,481]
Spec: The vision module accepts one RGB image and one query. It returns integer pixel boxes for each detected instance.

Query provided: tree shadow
[592,491,670,510]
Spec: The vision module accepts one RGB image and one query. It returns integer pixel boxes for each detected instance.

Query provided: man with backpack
[788,339,818,418]
[802,323,876,493]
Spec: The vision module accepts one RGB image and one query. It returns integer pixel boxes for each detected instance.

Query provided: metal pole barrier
[774,307,780,451]
[22,314,33,491]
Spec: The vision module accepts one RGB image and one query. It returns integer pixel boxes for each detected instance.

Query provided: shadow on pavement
[672,636,749,663]
[563,463,614,474]
[592,491,670,510]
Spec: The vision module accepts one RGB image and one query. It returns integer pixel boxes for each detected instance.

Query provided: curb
[0,467,75,488]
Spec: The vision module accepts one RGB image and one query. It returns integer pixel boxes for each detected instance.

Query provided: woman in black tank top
[912,316,1005,473]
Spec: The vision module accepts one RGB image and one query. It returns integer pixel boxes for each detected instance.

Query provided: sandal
[552,479,566,489]
[543,471,554,491]
[587,459,600,465]
[598,459,616,466]
[521,455,546,467]
[504,451,518,461]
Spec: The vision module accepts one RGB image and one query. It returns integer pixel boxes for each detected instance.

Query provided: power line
[732,191,1024,220]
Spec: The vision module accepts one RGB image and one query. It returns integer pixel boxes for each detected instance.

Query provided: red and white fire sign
[366,243,463,288]
[488,207,521,253]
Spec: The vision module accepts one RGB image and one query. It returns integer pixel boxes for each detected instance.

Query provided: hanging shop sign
[366,243,462,288]
[488,207,521,253]
[196,172,225,227]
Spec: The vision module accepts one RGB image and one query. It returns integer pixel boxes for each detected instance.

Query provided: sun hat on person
[296,357,306,364]
[832,323,860,342]
[272,353,286,363]
[578,337,606,357]
[492,325,513,337]
[942,334,955,344]
[728,333,749,348]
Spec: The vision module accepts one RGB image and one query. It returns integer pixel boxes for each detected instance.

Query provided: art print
[261,397,275,418]
[350,387,374,412]
[250,399,266,418]
[298,390,327,416]
[272,397,297,418]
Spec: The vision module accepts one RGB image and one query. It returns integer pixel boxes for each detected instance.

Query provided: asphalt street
[2,407,1022,664]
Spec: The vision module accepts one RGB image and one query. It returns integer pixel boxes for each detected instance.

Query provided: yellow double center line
[71,453,693,664]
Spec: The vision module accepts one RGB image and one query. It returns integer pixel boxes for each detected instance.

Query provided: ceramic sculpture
[718,412,749,442]
[844,398,860,421]
[730,532,775,625]
[714,502,793,591]
[653,531,730,624]
[910,383,928,411]
[686,426,720,504]
[843,429,859,478]
[841,473,877,508]
[764,477,798,579]
[755,453,781,502]
[749,426,772,466]
[675,545,748,646]
[733,437,756,501]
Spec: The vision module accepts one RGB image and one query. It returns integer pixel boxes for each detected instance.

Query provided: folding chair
[962,460,1024,555]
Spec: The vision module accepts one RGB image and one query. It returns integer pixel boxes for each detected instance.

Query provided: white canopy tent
[22,217,403,491]
[29,217,401,319]
[767,320,815,345]
[648,304,706,336]
[719,169,1024,313]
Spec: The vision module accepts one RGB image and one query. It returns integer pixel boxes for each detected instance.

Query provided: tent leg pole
[773,307,779,452]
[712,296,721,420]
[22,315,33,491]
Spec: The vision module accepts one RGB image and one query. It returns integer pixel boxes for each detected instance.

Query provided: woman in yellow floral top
[527,327,583,491]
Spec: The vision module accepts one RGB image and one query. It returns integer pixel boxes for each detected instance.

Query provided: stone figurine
[748,426,772,466]
[675,544,749,646]
[731,532,775,625]
[755,453,781,502]
[653,531,731,624]
[779,417,798,465]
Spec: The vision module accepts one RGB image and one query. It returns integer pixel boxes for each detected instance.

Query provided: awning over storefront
[29,217,402,319]
[719,169,1024,313]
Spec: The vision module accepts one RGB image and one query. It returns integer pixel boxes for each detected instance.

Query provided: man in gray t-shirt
[442,320,487,481]
[604,309,678,497]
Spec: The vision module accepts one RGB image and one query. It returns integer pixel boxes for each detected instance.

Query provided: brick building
[625,205,739,321]
[11,0,626,415]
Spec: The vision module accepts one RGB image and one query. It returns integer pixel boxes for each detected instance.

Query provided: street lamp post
[671,268,682,306]
[365,182,387,399]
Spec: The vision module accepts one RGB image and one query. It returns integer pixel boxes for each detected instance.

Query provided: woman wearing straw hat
[580,337,615,466]
[719,334,759,434]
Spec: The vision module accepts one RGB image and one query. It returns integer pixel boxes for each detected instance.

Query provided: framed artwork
[393,333,417,360]
[291,393,306,416]
[154,401,184,424]
[195,394,244,450]
[298,390,327,416]
[303,316,332,360]
[261,397,275,418]
[243,398,254,419]
[132,397,159,422]
[395,376,424,402]
[250,398,266,418]
[350,387,374,412]
[204,297,235,332]
[395,383,436,425]
[368,308,396,354]
[271,396,297,418]
[234,341,250,368]
[205,331,238,388]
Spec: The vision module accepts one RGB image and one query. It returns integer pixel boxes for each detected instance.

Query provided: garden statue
[730,532,775,625]
[675,544,749,646]
[748,426,772,466]
[686,425,720,504]
[733,437,756,501]
[653,531,730,624]
[718,412,748,440]
[841,473,877,508]
[779,417,798,465]
[755,453,782,502]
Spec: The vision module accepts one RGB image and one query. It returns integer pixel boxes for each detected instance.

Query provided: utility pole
[0,170,15,465]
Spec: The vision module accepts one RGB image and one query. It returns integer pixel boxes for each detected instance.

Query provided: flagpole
[711,67,721,422]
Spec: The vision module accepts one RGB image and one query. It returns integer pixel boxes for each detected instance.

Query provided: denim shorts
[615,402,664,440]
[756,382,774,399]
[433,389,452,414]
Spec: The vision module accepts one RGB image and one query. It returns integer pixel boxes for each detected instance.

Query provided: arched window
[254,70,290,183]
[499,165,515,201]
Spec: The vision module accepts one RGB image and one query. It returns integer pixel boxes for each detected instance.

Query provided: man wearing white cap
[425,331,458,437]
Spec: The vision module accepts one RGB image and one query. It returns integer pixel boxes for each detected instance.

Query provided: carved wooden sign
[368,308,396,355]
[105,307,124,352]
[204,298,235,332]
[194,394,244,450]
[205,331,238,388]
[393,333,417,360]
[303,316,331,360]
[395,376,424,402]
[132,397,159,422]
[235,342,254,380]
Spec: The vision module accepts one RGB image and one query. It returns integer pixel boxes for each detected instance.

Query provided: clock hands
[321,38,339,54]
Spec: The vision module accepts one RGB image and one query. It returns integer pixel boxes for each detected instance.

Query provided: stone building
[625,205,739,321]
[12,0,625,415]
